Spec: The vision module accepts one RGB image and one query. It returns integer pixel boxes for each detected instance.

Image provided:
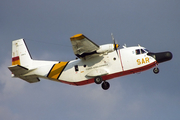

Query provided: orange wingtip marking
[70,33,85,40]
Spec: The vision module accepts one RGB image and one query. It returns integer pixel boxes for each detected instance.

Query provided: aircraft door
[120,49,137,71]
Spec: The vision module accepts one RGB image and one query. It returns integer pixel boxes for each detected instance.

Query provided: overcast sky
[0,0,180,120]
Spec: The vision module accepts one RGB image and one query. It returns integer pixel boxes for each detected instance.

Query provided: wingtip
[70,33,85,40]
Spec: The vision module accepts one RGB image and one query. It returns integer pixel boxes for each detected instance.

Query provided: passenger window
[74,65,79,72]
[136,49,141,55]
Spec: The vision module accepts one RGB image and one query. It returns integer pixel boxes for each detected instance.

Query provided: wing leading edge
[70,34,99,59]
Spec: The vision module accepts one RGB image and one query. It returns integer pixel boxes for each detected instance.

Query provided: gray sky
[1,0,180,120]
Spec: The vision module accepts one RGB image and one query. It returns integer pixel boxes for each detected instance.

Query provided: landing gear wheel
[153,67,159,74]
[101,81,110,90]
[94,76,102,84]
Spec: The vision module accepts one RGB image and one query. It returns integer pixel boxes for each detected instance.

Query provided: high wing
[70,34,100,59]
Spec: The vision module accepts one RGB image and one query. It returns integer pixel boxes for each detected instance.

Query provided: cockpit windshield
[136,49,148,55]
[144,49,149,52]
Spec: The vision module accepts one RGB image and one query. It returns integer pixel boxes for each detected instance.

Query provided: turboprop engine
[96,44,119,54]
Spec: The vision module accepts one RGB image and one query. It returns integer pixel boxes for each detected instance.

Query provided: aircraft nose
[147,51,173,63]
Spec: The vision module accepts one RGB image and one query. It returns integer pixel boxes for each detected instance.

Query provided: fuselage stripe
[57,61,69,79]
[118,49,124,71]
[47,63,56,78]
[47,61,69,80]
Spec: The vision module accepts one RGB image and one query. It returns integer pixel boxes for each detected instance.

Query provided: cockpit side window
[141,49,146,54]
[136,49,141,55]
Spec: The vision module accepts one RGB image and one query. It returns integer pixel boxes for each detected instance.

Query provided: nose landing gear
[153,62,159,74]
[94,76,110,90]
[153,67,159,74]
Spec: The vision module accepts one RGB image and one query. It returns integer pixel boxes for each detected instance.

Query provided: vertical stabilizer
[12,39,32,68]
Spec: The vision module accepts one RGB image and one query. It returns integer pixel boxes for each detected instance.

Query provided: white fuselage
[31,46,157,86]
[9,38,172,90]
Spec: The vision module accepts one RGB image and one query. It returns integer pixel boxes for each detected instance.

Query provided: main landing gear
[94,76,110,90]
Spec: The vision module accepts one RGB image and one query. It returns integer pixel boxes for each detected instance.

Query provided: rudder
[12,39,32,68]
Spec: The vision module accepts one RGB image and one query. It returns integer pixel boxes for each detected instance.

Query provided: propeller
[111,33,119,55]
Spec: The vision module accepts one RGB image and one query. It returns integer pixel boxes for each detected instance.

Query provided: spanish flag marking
[12,56,20,65]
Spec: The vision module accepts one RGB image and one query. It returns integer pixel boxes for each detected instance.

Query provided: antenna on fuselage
[123,44,127,48]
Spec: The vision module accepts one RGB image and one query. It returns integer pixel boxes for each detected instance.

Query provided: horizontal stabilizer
[8,65,40,83]
[19,76,40,83]
[8,65,28,75]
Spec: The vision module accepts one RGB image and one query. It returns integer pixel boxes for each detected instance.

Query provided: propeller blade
[111,33,119,56]
[111,33,115,44]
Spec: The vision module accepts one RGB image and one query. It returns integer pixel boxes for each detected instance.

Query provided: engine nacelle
[96,44,115,54]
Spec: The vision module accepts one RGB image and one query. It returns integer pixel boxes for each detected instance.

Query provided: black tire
[153,68,159,74]
[101,81,110,90]
[94,76,102,84]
